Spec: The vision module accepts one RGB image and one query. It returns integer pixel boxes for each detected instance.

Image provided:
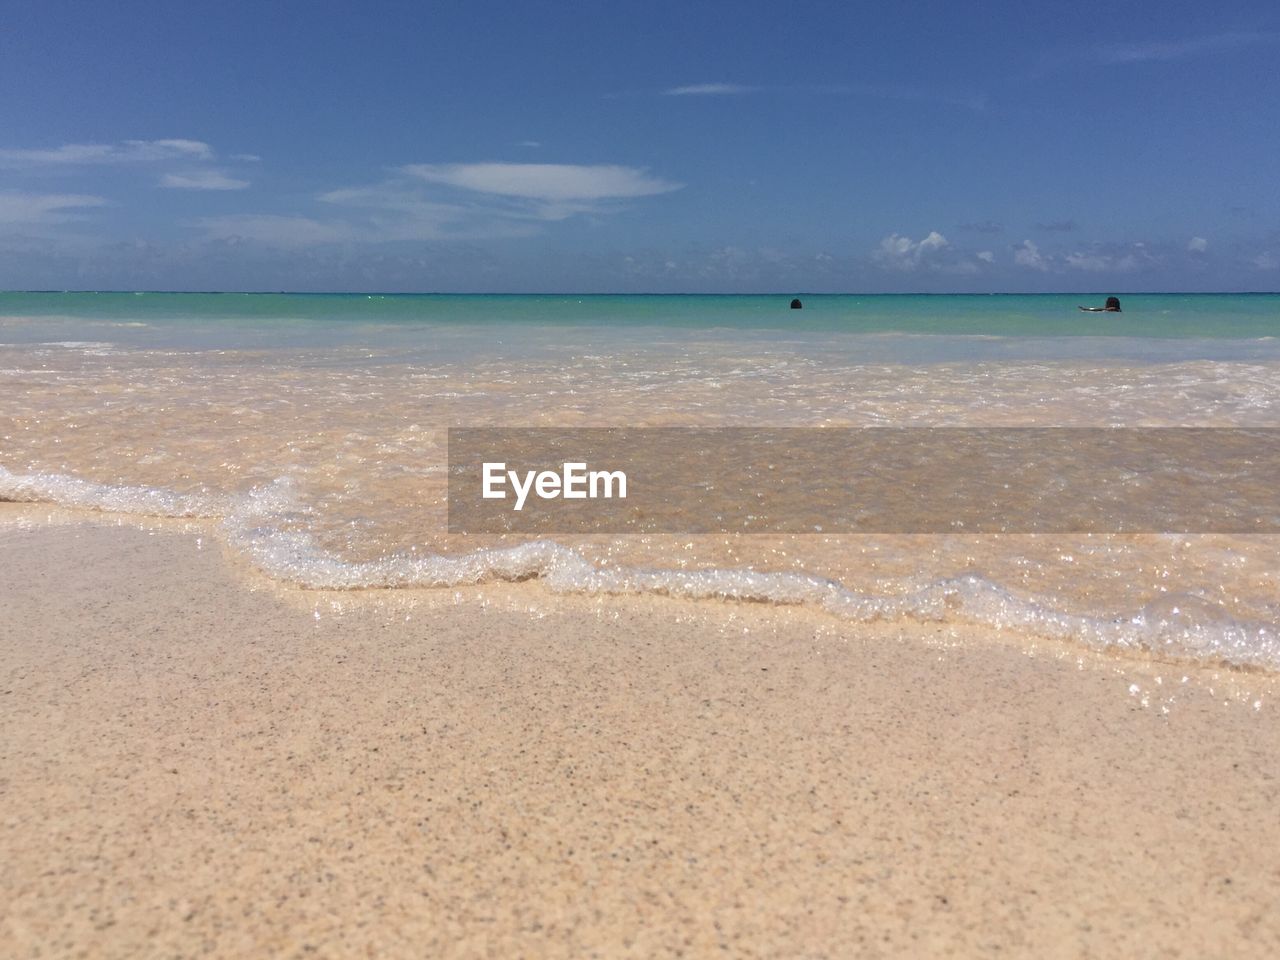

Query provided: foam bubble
[0,464,223,517]
[3,465,1278,670]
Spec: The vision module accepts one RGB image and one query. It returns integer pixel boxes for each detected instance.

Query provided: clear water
[2,291,1279,341]
[3,292,1280,669]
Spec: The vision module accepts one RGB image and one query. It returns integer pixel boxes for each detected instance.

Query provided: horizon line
[3,289,1279,297]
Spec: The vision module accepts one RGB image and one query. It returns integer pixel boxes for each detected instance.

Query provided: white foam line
[0,464,223,517]
[3,465,1278,670]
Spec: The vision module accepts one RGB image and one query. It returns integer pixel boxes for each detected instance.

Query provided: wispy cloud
[200,161,680,248]
[0,190,107,225]
[0,137,257,193]
[1068,242,1159,273]
[1188,236,1209,253]
[161,170,250,191]
[648,81,985,110]
[319,182,539,238]
[664,83,757,96]
[1013,239,1160,273]
[197,214,358,248]
[402,162,681,202]
[1037,219,1078,233]
[1063,251,1134,272]
[200,201,539,248]
[0,139,213,167]
[957,220,1003,234]
[1,138,254,195]
[1095,31,1277,64]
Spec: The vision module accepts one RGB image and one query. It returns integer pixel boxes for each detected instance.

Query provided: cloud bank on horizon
[0,0,1277,291]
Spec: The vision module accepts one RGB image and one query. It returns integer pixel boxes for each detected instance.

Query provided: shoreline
[5,495,1279,675]
[3,511,1279,956]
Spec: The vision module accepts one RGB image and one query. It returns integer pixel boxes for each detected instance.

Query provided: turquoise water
[6,289,1280,667]
[2,291,1278,338]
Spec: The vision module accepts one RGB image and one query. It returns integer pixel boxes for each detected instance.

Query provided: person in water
[1078,296,1122,312]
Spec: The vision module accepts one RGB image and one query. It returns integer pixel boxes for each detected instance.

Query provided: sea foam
[2,464,1278,670]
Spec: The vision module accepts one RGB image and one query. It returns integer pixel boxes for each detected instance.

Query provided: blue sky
[2,0,1278,292]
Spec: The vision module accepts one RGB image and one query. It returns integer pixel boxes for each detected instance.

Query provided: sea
[3,291,1280,669]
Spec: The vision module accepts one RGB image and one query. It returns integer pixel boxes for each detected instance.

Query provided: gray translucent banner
[447,428,1280,534]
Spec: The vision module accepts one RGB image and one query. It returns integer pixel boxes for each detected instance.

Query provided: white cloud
[0,138,251,197]
[664,83,756,96]
[516,141,542,148]
[230,153,262,162]
[1096,31,1276,64]
[1013,239,1051,271]
[202,167,640,252]
[318,183,469,215]
[1253,252,1280,271]
[1067,242,1158,273]
[199,206,541,247]
[161,170,250,191]
[976,250,995,263]
[0,139,213,166]
[401,162,681,202]
[1065,251,1131,272]
[0,190,107,225]
[147,139,214,159]
[874,231,950,271]
[1012,239,1163,274]
[873,231,983,274]
[629,81,985,110]
[1188,236,1208,252]
[0,138,250,199]
[197,214,355,247]
[199,161,676,247]
[317,183,537,237]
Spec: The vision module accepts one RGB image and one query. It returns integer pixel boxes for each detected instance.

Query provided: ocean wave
[2,464,1277,670]
[0,464,224,517]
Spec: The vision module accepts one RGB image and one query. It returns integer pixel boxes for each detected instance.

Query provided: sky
[1,0,1278,293]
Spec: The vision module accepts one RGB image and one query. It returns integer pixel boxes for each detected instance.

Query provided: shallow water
[3,294,1280,668]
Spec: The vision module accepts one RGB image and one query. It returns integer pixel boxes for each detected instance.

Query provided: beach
[4,511,1279,957]
[4,293,1280,956]
[11,0,1280,951]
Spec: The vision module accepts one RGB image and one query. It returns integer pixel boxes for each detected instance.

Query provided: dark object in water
[790,298,803,309]
[1078,296,1122,313]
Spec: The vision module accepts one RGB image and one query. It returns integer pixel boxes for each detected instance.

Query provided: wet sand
[3,507,1279,958]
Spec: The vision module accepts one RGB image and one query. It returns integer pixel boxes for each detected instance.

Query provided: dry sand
[2,505,1279,958]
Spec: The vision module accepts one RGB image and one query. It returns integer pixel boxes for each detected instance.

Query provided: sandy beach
[4,506,1278,958]
[9,0,1280,952]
